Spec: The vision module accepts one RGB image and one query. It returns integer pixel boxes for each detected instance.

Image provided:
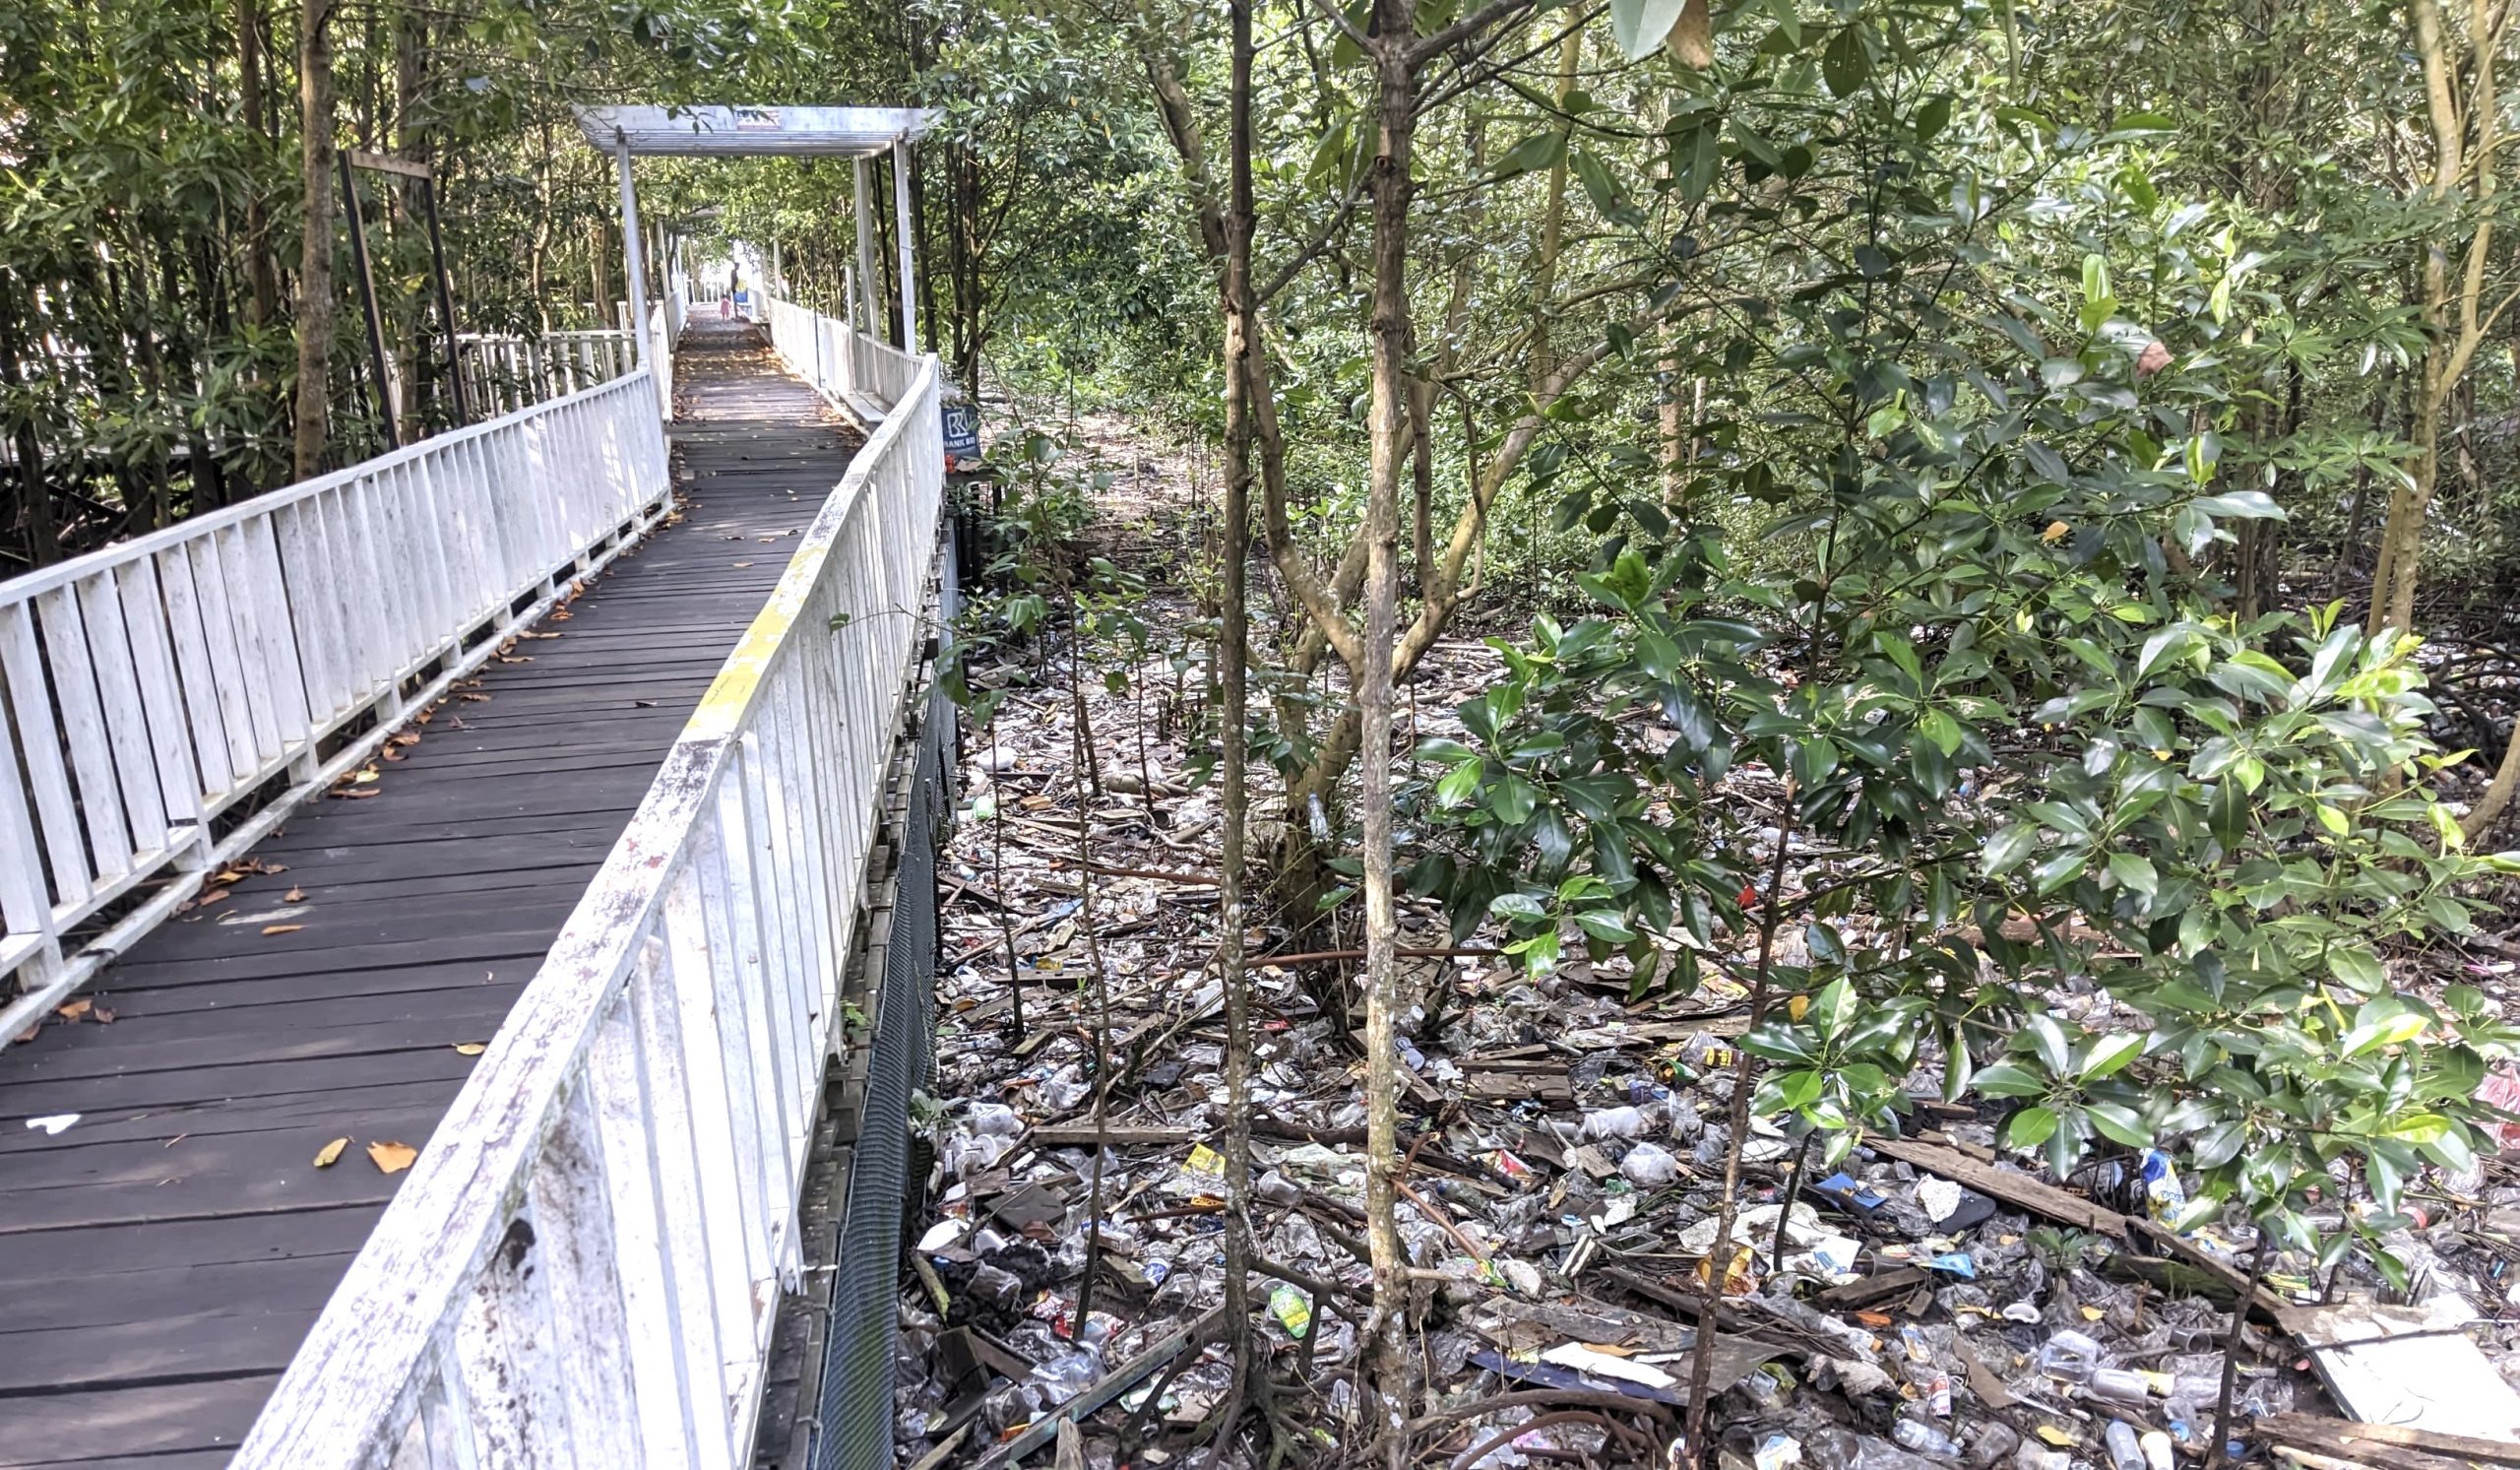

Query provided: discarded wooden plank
[975,1305,1228,1468]
[1811,1266,1931,1311]
[1028,1123,1195,1149]
[2257,1412,2520,1469]
[1864,1134,2126,1238]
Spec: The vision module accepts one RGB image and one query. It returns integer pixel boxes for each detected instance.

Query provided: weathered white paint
[0,369,675,1037]
[233,315,945,1470]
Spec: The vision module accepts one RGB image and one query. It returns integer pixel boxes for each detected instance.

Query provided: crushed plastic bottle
[1891,1418,1962,1458]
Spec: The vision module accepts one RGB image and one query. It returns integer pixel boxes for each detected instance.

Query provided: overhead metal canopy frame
[574,105,936,158]
[576,105,939,360]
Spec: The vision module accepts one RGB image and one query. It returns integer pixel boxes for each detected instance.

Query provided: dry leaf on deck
[262,924,304,935]
[314,1137,349,1168]
[453,1042,486,1056]
[56,998,91,1020]
[368,1141,418,1175]
[284,886,305,903]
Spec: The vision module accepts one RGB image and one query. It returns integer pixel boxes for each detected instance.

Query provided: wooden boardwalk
[0,318,861,1468]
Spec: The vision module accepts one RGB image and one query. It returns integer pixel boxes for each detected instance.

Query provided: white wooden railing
[457,329,642,415]
[0,370,674,1037]
[234,347,945,1468]
[760,294,922,423]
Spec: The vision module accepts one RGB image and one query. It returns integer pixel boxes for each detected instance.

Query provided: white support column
[852,159,877,336]
[892,138,917,353]
[613,140,652,369]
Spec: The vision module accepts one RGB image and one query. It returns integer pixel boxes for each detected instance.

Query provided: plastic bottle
[1892,1418,1963,1458]
[2102,1421,2145,1470]
[2036,1329,2109,1381]
[2086,1368,2152,1407]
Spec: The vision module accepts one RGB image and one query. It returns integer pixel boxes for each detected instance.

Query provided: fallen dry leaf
[368,1141,418,1175]
[2042,520,2071,543]
[453,1042,486,1056]
[314,1136,349,1168]
[92,1006,114,1024]
[196,888,230,908]
[262,924,304,935]
[459,692,490,703]
[284,886,305,903]
[332,788,381,799]
[56,998,91,1020]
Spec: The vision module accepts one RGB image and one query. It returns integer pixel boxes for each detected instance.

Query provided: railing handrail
[1,366,671,1035]
[235,340,945,1467]
[0,370,651,609]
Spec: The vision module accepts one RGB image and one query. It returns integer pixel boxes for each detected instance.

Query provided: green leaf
[2022,1015,2071,1074]
[1983,822,2041,875]
[1917,707,1964,756]
[2007,1105,2059,1148]
[1488,891,1548,927]
[1434,758,1482,807]
[1811,977,1858,1038]
[1491,131,1567,178]
[2032,847,2090,895]
[1822,25,1870,96]
[1607,0,1689,60]
[2084,1101,2152,1148]
[1972,1062,2048,1098]
[2107,852,2160,900]
[2326,945,2387,994]
[1570,148,1623,219]
[2081,1032,2145,1081]
[2340,1013,2427,1058]
[1573,909,1637,943]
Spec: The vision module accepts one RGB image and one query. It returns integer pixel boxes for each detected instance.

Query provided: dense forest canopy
[11,0,2520,1460]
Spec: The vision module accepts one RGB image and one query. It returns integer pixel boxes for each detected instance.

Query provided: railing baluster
[524,1081,645,1465]
[588,936,711,1469]
[73,570,171,857]
[35,584,136,878]
[0,602,92,905]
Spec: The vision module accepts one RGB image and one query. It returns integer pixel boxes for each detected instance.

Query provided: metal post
[337,154,400,449]
[892,138,917,353]
[853,157,877,336]
[418,177,469,426]
[613,139,652,370]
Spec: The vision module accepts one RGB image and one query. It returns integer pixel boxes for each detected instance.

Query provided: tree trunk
[2460,719,2520,841]
[2373,0,2498,637]
[0,300,57,565]
[237,0,282,331]
[291,0,339,482]
[1359,2,1418,1454]
[1218,0,1261,1422]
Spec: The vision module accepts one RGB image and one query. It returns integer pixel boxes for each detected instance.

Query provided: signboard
[942,401,980,465]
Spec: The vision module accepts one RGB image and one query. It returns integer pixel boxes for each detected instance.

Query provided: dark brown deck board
[0,317,863,1468]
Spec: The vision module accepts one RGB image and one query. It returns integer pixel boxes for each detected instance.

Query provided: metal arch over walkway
[580,105,938,378]
[0,271,954,1464]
